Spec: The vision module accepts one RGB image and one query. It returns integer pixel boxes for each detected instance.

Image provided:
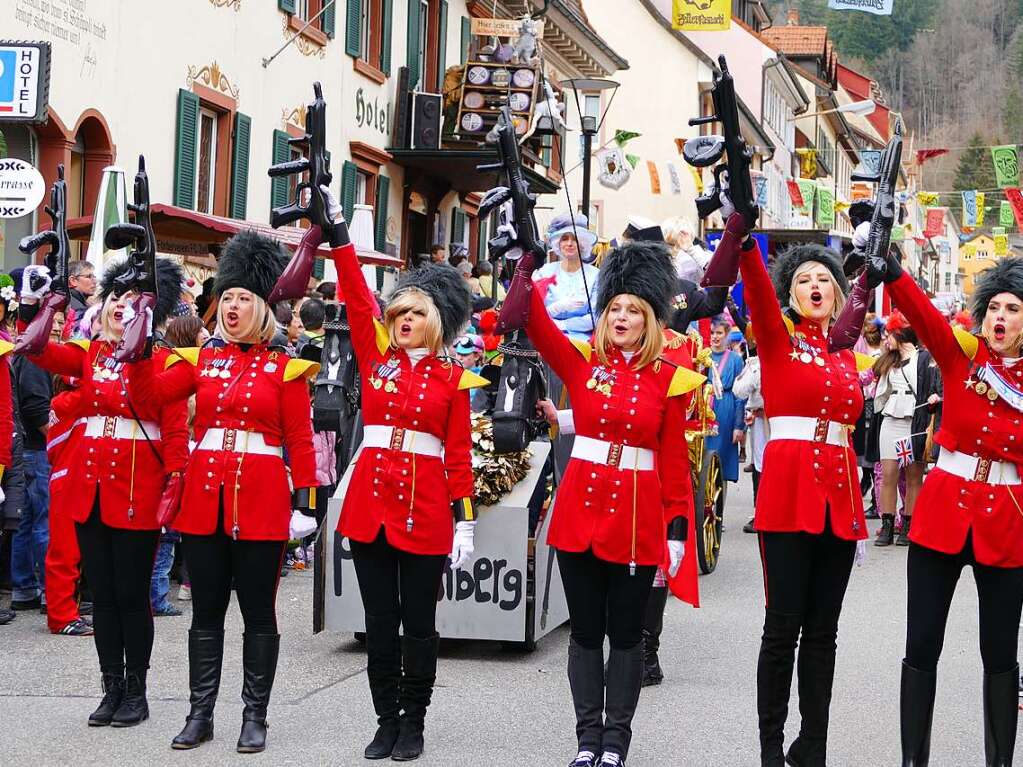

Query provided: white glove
[668,540,685,578]
[855,539,867,568]
[852,221,871,250]
[319,185,345,224]
[548,297,586,315]
[0,485,6,504]
[289,509,318,540]
[449,520,476,570]
[718,170,736,219]
[21,265,52,301]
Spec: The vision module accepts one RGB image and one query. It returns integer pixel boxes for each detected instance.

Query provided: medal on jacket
[672,291,688,310]
[371,357,401,393]
[202,357,235,379]
[585,365,616,397]
[792,335,825,367]
[93,355,123,382]
[263,351,279,374]
[976,362,1023,411]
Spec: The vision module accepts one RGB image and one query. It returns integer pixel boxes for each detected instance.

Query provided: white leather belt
[937,447,1021,485]
[571,435,655,471]
[83,416,161,440]
[196,428,283,458]
[768,416,850,448]
[362,425,443,457]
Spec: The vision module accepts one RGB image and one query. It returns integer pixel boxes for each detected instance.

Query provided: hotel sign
[0,41,51,123]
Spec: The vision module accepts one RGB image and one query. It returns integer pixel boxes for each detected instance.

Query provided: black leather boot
[88,667,125,727]
[601,644,644,762]
[236,633,280,753]
[984,665,1019,767]
[875,515,895,546]
[172,629,224,749]
[363,614,401,759]
[567,638,605,756]
[391,633,439,761]
[900,661,936,766]
[758,610,802,766]
[896,516,912,546]
[786,610,840,767]
[641,586,668,687]
[111,669,149,727]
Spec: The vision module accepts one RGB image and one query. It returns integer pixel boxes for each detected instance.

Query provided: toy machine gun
[102,156,159,362]
[267,81,341,304]
[16,165,72,354]
[683,55,759,287]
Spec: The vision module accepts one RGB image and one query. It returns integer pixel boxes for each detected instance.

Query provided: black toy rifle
[683,55,759,287]
[15,165,71,355]
[854,121,903,282]
[104,155,159,362]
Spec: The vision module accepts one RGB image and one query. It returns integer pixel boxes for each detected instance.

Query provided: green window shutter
[341,160,358,223]
[406,0,421,88]
[375,175,390,252]
[477,216,488,261]
[313,251,326,279]
[450,208,466,247]
[381,0,394,75]
[229,112,251,220]
[270,129,291,213]
[173,88,199,210]
[437,0,448,91]
[278,0,296,13]
[460,17,471,63]
[322,0,337,38]
[345,0,361,56]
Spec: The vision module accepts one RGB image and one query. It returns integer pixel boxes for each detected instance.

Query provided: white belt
[196,428,283,458]
[362,425,443,457]
[768,416,850,448]
[571,435,655,471]
[83,416,161,440]
[937,447,1021,485]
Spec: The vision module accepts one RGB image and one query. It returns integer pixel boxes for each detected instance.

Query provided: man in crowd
[67,261,97,318]
[315,281,336,303]
[430,243,447,264]
[297,297,326,356]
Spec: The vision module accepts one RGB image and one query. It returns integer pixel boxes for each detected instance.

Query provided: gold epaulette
[570,338,593,361]
[284,359,320,381]
[458,369,490,390]
[374,319,390,355]
[854,353,875,373]
[952,326,979,360]
[166,347,200,368]
[668,365,706,397]
[0,339,13,357]
[69,338,90,353]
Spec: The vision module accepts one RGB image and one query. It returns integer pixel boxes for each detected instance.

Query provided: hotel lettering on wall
[354,87,391,137]
[0,41,51,122]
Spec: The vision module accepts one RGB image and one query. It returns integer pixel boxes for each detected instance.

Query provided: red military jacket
[0,340,13,476]
[889,272,1023,567]
[26,340,189,530]
[742,242,868,540]
[525,285,703,568]
[330,243,485,556]
[46,388,86,511]
[131,342,319,541]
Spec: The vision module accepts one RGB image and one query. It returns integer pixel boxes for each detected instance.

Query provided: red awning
[66,203,402,269]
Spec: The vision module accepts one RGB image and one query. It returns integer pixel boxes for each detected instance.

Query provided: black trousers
[906,537,1023,674]
[557,549,656,651]
[75,502,160,673]
[350,530,447,638]
[181,528,286,635]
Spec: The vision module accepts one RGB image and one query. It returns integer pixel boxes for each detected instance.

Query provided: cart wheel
[694,449,725,574]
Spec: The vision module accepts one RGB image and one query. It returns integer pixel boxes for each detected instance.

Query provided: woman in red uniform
[871,252,1023,765]
[128,231,318,754]
[317,200,483,762]
[505,239,700,767]
[16,259,189,728]
[708,231,868,766]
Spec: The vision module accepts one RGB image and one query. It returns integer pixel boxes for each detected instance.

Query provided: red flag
[787,180,804,207]
[924,208,945,237]
[1005,187,1023,229]
[913,236,927,247]
[916,148,950,164]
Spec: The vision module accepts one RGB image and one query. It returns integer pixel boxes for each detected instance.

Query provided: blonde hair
[216,293,276,344]
[385,289,444,355]
[594,294,663,369]
[661,216,696,254]
[99,292,123,342]
[788,261,847,321]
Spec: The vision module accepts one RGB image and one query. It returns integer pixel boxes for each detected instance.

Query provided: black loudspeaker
[411,93,443,150]
[392,67,412,149]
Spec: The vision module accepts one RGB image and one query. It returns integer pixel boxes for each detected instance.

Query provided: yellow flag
[977,192,986,225]
[797,148,818,178]
[916,191,939,206]
[672,0,731,31]
[834,200,850,213]
[689,166,704,195]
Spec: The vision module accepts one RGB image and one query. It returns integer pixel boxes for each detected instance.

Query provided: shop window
[347,0,394,82]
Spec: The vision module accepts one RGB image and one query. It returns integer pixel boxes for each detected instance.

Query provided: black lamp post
[558,77,620,221]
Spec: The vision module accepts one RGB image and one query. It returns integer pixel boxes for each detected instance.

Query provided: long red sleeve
[331,243,382,365]
[887,272,961,369]
[739,242,790,364]
[280,377,318,490]
[525,282,583,387]
[443,387,474,501]
[0,354,13,469]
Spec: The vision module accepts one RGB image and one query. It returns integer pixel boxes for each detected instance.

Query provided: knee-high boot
[900,661,936,766]
[786,616,839,766]
[568,638,605,755]
[392,633,439,761]
[236,633,280,754]
[984,665,1019,767]
[758,610,802,766]
[363,614,401,759]
[602,644,645,763]
[172,630,224,749]
[641,586,668,687]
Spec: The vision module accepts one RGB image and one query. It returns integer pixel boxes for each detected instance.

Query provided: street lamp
[558,77,620,222]
[787,99,877,121]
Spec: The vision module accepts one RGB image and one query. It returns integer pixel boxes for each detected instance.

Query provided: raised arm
[330,243,384,364]
[739,239,790,363]
[23,339,88,379]
[525,281,584,386]
[886,272,961,370]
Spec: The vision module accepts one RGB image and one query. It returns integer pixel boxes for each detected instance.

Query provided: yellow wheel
[693,449,726,574]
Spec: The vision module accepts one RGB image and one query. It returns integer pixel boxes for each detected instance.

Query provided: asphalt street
[0,477,1007,766]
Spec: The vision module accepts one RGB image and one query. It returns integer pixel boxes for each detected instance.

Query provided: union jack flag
[894,437,914,468]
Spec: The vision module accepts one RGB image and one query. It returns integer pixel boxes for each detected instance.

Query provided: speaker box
[392,67,412,149]
[411,92,443,150]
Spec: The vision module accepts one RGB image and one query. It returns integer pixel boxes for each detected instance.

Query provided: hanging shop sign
[672,0,731,31]
[0,158,46,218]
[0,41,51,123]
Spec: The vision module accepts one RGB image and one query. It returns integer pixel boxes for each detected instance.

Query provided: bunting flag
[796,148,818,179]
[647,161,661,195]
[834,199,851,213]
[816,184,835,228]
[1005,187,1023,229]
[674,138,686,155]
[992,145,1021,188]
[595,146,632,190]
[977,192,987,225]
[962,190,978,228]
[857,150,882,177]
[689,166,704,195]
[796,179,817,217]
[1000,200,1015,228]
[672,0,731,30]
[666,162,682,195]
[828,0,894,14]
[614,130,641,147]
[751,171,769,208]
[625,153,640,169]
[916,148,950,164]
[994,227,1009,256]
[891,225,906,242]
[851,182,873,201]
[916,191,939,206]
[787,179,804,207]
[924,208,945,238]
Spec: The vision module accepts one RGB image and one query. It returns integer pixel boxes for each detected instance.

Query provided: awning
[386,148,561,196]
[66,203,403,269]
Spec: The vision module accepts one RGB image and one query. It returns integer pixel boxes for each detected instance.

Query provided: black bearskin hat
[595,240,677,323]
[389,263,471,346]
[971,256,1023,327]
[100,256,184,327]
[770,244,849,306]
[214,230,290,302]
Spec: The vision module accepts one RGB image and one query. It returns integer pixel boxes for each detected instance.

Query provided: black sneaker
[11,596,41,611]
[0,608,15,625]
[742,518,756,534]
[569,751,597,767]
[39,602,48,615]
[598,752,625,767]
[56,618,94,636]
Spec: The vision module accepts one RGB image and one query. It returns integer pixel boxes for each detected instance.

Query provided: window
[417,0,429,90]
[196,108,218,215]
[349,0,392,82]
[281,0,334,47]
[945,272,952,291]
[356,169,371,205]
[295,0,310,19]
[578,92,602,160]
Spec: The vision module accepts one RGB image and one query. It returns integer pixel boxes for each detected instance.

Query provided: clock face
[463,91,485,109]
[513,69,535,88]
[509,92,531,111]
[461,112,485,132]
[491,68,512,88]
[467,66,490,85]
